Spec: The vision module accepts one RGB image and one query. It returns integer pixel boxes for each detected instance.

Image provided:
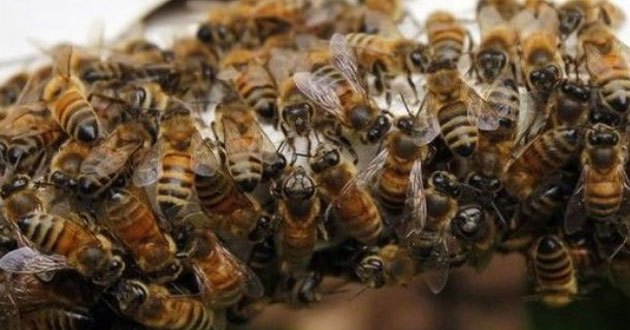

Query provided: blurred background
[2,1,630,329]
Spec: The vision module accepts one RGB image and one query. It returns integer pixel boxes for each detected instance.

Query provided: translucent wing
[350,147,389,192]
[223,113,263,158]
[422,239,450,294]
[564,168,588,235]
[0,247,67,274]
[243,64,274,87]
[190,134,221,176]
[481,76,520,119]
[466,85,500,131]
[478,6,506,38]
[293,72,345,119]
[514,90,542,148]
[413,111,441,146]
[81,140,141,177]
[404,160,427,235]
[133,143,161,187]
[329,33,365,95]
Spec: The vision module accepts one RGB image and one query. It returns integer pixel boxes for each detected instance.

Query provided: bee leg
[211,121,222,146]
[406,74,420,105]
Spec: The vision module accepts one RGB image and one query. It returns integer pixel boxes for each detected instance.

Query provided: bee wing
[564,168,588,235]
[403,160,427,236]
[350,147,389,192]
[513,90,544,148]
[478,6,506,37]
[222,114,263,159]
[422,238,450,295]
[0,247,67,274]
[268,49,308,84]
[190,133,221,176]
[293,72,345,119]
[466,85,500,131]
[329,33,366,95]
[413,110,441,146]
[243,64,274,87]
[81,140,142,177]
[133,142,161,187]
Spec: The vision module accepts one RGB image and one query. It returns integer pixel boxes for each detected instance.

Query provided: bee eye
[197,24,213,43]
[410,50,427,70]
[325,151,339,166]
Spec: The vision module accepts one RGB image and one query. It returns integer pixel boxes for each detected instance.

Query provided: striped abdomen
[196,250,245,308]
[522,185,565,221]
[378,155,414,212]
[105,190,171,272]
[53,89,100,144]
[531,235,577,306]
[137,295,213,330]
[280,201,319,269]
[345,33,388,70]
[585,168,624,220]
[20,308,93,330]
[310,64,358,126]
[235,67,278,120]
[486,76,519,126]
[334,186,383,245]
[8,130,63,171]
[427,16,466,63]
[438,101,478,157]
[157,146,194,219]
[226,138,263,193]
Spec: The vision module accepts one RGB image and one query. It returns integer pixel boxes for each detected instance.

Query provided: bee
[196,0,309,51]
[558,0,625,38]
[171,37,220,101]
[220,48,279,122]
[293,33,391,145]
[115,279,215,330]
[547,79,592,128]
[14,308,94,330]
[504,126,582,200]
[512,3,564,94]
[528,235,578,307]
[2,213,125,285]
[193,138,270,239]
[422,60,501,157]
[474,5,518,83]
[450,204,497,272]
[565,124,630,234]
[246,236,279,295]
[355,244,416,289]
[214,99,280,192]
[103,188,182,283]
[519,175,572,225]
[425,11,471,64]
[0,175,45,224]
[278,271,324,305]
[188,229,263,308]
[0,104,64,174]
[48,140,90,190]
[309,143,383,245]
[0,72,29,108]
[344,33,430,100]
[476,0,522,21]
[134,100,206,222]
[273,166,321,273]
[358,0,403,22]
[578,22,630,114]
[41,46,102,144]
[408,171,461,294]
[117,39,170,65]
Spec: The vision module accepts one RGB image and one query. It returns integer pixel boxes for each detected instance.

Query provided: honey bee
[2,212,125,285]
[246,236,279,295]
[13,308,94,330]
[519,174,572,225]
[512,3,564,94]
[450,204,497,271]
[309,143,383,245]
[547,79,592,128]
[187,229,263,308]
[355,244,416,289]
[565,124,630,234]
[527,235,578,307]
[220,48,279,122]
[42,46,102,144]
[103,188,182,283]
[293,33,391,145]
[0,175,45,224]
[504,126,582,200]
[421,60,501,157]
[214,99,280,192]
[578,22,630,114]
[115,279,215,330]
[196,0,309,51]
[0,72,29,108]
[425,11,471,64]
[474,5,518,83]
[193,138,270,239]
[170,37,220,101]
[344,33,430,100]
[273,166,321,273]
[407,171,461,294]
[358,0,404,22]
[48,140,90,190]
[558,0,625,38]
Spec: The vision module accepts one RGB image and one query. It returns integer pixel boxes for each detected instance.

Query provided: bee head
[587,124,619,146]
[451,204,487,243]
[263,153,287,181]
[476,49,507,82]
[466,172,502,194]
[0,174,30,198]
[408,44,430,73]
[529,65,560,93]
[282,166,315,201]
[355,256,385,289]
[365,114,391,144]
[559,80,590,102]
[430,171,461,197]
[116,280,149,314]
[558,8,583,36]
[310,144,340,173]
[283,103,313,134]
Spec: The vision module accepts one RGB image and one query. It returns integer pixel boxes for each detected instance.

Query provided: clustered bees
[0,0,629,328]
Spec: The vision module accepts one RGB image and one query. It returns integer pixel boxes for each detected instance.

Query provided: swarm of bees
[1,0,630,328]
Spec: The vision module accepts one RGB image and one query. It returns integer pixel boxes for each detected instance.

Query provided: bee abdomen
[599,79,630,112]
[533,236,575,287]
[587,182,623,219]
[195,171,232,211]
[162,299,213,330]
[157,151,194,215]
[228,152,263,192]
[438,103,478,157]
[18,212,67,254]
[55,90,100,143]
[21,308,93,330]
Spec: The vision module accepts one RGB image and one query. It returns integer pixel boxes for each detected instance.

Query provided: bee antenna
[400,94,413,117]
[294,152,311,158]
